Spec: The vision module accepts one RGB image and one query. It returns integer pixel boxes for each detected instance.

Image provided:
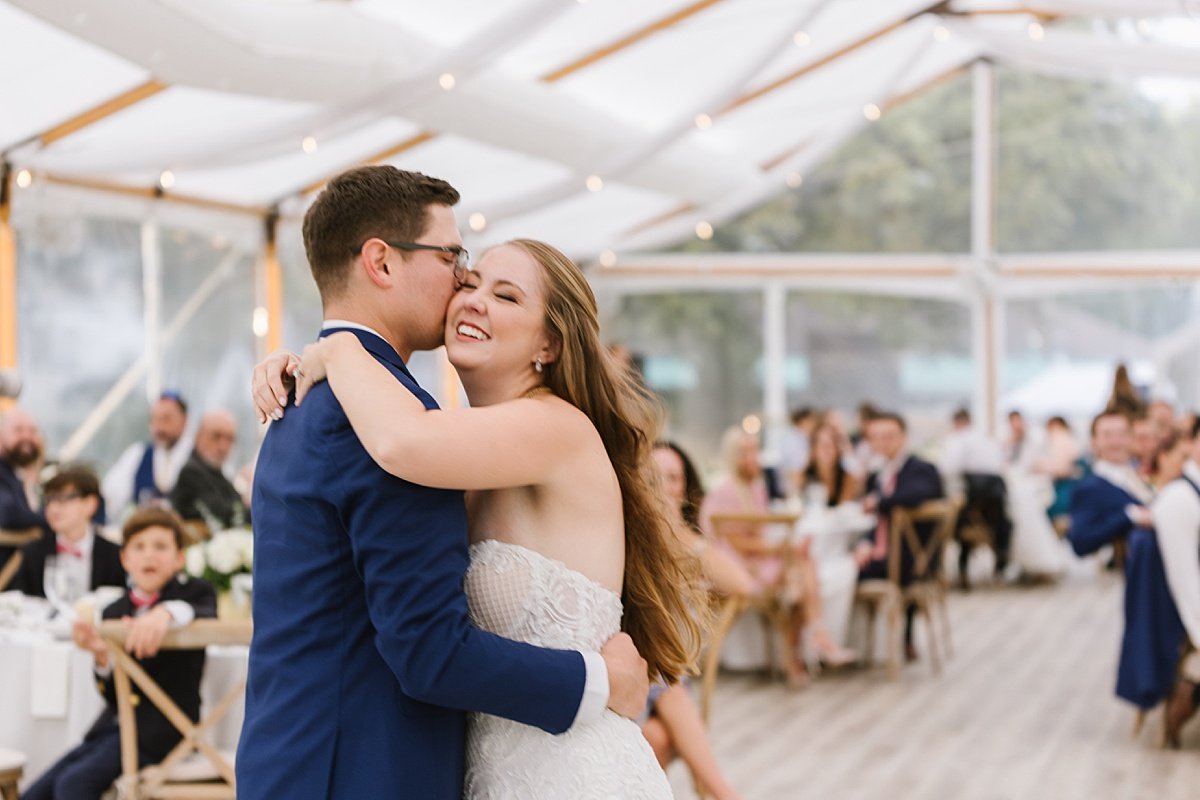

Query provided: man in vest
[102,391,191,523]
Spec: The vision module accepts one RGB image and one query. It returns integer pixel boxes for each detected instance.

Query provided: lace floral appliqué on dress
[464,539,673,800]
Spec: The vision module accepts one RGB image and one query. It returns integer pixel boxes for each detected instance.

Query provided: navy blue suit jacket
[236,328,586,800]
[0,459,47,567]
[1067,473,1142,556]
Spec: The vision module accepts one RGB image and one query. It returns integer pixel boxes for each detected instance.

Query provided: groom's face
[390,204,464,351]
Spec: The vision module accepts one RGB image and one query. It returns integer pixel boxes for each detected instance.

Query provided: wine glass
[43,556,83,618]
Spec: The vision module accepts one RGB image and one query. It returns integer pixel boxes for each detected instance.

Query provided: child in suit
[23,507,217,800]
[12,465,126,598]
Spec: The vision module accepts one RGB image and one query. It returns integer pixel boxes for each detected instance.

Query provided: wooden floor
[668,569,1200,800]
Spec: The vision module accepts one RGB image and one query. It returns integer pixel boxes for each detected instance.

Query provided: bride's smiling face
[445,243,554,375]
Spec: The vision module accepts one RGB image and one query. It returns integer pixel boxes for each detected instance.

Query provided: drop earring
[535,357,543,373]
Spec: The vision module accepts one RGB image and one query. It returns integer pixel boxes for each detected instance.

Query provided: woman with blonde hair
[254,239,702,798]
[700,426,855,688]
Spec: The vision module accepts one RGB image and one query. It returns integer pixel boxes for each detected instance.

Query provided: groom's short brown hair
[303,166,460,301]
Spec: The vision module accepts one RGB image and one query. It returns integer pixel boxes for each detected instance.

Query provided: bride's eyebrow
[494,279,527,295]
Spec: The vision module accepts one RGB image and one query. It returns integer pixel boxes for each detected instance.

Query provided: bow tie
[56,542,83,558]
[129,590,160,610]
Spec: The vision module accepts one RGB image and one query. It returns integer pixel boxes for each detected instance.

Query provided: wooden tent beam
[39,80,168,147]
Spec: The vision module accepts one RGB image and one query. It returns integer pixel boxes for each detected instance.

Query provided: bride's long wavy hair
[508,239,706,683]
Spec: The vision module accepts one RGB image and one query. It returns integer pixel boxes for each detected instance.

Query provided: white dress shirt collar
[1092,459,1154,505]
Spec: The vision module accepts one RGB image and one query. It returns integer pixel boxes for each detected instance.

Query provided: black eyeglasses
[46,492,84,505]
[355,240,471,282]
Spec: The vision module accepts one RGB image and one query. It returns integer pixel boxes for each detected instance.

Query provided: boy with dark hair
[13,465,125,598]
[23,507,217,800]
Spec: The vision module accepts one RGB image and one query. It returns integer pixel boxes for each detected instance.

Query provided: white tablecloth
[0,624,247,787]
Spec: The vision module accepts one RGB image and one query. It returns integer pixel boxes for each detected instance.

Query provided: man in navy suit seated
[856,412,945,661]
[1068,410,1153,557]
[0,408,48,568]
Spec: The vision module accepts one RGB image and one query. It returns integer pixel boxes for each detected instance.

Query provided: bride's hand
[252,350,301,424]
[293,334,349,406]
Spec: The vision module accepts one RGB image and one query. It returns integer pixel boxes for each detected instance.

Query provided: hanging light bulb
[694,113,712,130]
[793,31,810,47]
[252,307,269,338]
[302,136,318,154]
[863,103,881,121]
[742,415,762,435]
[14,169,32,189]
[695,221,714,240]
[468,213,487,232]
[159,170,176,189]
[785,172,803,189]
[438,73,456,90]
[933,25,950,42]
[598,250,617,267]
[586,175,604,192]
[1028,21,1045,40]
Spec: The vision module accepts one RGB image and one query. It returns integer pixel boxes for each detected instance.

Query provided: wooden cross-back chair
[0,527,42,591]
[99,619,253,800]
[854,499,960,680]
[699,510,801,721]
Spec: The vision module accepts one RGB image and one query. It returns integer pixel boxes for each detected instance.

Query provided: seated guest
[701,427,854,687]
[938,407,1012,586]
[1035,415,1084,526]
[1148,399,1177,446]
[646,441,745,800]
[102,391,191,523]
[856,412,945,661]
[0,408,49,566]
[12,466,125,598]
[170,410,250,529]
[779,407,817,497]
[1067,411,1153,557]
[23,508,217,800]
[1130,413,1159,478]
[798,422,862,508]
[1150,422,1200,745]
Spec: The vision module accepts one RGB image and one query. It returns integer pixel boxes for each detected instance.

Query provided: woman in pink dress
[700,427,855,687]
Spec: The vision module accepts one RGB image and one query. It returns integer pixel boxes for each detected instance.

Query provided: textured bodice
[466,538,624,652]
[463,539,672,800]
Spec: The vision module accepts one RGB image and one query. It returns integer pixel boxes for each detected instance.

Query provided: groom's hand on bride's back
[601,632,650,719]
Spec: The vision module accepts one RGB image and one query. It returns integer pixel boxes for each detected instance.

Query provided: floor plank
[668,569,1200,800]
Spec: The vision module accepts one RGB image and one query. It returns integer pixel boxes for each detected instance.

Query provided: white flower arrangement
[185,527,253,593]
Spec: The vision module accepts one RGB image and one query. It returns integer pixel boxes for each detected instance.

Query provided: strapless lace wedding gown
[464,539,673,799]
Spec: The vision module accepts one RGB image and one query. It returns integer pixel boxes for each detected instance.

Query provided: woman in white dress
[256,239,701,799]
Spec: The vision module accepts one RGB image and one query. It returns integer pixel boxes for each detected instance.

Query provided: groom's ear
[358,238,394,288]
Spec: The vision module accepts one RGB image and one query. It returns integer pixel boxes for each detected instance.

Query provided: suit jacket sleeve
[1067,481,1135,556]
[11,536,48,596]
[0,472,45,532]
[168,464,201,521]
[321,389,587,735]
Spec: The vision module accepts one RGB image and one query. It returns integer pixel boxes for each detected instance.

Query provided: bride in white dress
[284,239,701,798]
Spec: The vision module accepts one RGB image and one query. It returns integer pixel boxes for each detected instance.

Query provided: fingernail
[271,409,283,421]
[277,395,287,405]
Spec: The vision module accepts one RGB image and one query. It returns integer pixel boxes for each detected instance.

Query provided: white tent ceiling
[3,0,1199,260]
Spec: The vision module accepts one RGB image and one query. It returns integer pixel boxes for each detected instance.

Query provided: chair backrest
[99,619,252,799]
[707,511,799,541]
[0,527,42,592]
[887,499,962,584]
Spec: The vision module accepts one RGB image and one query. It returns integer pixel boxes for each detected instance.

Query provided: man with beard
[102,391,191,523]
[0,407,49,568]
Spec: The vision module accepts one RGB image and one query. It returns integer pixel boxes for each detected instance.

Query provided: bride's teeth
[457,323,486,341]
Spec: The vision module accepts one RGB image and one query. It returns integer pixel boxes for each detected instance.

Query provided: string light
[933,25,950,42]
[468,212,487,232]
[694,113,712,130]
[14,170,32,189]
[1028,22,1045,40]
[785,172,803,189]
[158,170,175,189]
[586,175,604,192]
[793,31,810,47]
[302,136,318,154]
[598,250,617,267]
[742,415,762,435]
[695,221,714,240]
[438,73,456,90]
[863,103,881,121]
[252,307,269,338]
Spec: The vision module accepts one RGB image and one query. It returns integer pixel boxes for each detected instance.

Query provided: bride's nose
[464,293,486,314]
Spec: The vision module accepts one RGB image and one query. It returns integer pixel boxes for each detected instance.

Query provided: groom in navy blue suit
[238,167,648,799]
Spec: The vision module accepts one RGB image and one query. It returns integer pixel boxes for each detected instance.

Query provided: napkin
[30,641,71,718]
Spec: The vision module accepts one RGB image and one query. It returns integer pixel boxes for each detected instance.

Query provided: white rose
[185,545,207,578]
[231,529,254,570]
[206,534,241,575]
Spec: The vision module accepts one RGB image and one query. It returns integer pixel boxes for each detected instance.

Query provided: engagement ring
[293,368,304,381]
